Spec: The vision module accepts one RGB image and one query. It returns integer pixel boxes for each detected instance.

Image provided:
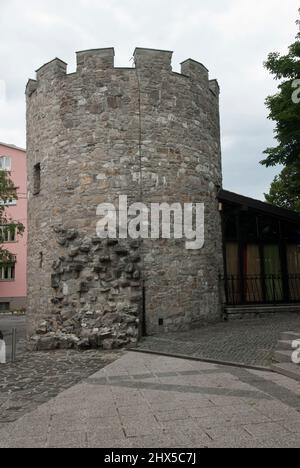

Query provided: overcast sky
[0,0,299,200]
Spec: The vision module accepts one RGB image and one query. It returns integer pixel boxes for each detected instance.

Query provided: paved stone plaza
[1,314,300,447]
[0,352,299,448]
[1,313,300,426]
[138,313,300,367]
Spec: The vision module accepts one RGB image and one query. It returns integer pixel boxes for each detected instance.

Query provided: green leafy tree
[262,9,300,211]
[0,169,24,263]
[265,163,300,212]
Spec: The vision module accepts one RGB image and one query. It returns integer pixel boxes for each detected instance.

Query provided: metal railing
[288,274,300,301]
[224,274,300,306]
[0,328,17,363]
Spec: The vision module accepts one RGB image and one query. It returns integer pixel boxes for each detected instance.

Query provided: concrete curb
[129,347,273,373]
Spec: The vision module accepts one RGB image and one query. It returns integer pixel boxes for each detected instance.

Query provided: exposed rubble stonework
[26,48,224,351]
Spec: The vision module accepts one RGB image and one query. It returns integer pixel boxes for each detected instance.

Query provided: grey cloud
[0,0,299,200]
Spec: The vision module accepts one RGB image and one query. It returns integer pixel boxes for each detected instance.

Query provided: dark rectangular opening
[33,163,41,195]
[142,283,147,336]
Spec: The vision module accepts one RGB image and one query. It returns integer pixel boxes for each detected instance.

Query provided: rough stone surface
[26,47,223,349]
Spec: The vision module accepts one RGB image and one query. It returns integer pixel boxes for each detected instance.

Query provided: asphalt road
[0,315,26,362]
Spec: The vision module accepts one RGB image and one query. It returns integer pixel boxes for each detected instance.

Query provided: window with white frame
[0,225,17,243]
[0,198,17,206]
[0,261,16,281]
[0,156,11,171]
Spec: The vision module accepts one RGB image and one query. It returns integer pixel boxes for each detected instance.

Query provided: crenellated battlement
[27,47,219,99]
[209,79,220,97]
[76,47,115,72]
[134,47,173,71]
[181,58,209,83]
[26,79,38,97]
[36,58,67,81]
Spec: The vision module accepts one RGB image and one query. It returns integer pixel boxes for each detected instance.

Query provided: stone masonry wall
[26,48,223,350]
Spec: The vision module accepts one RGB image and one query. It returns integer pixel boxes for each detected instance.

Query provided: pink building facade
[0,143,27,311]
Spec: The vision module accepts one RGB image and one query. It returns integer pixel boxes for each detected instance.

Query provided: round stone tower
[26,48,223,350]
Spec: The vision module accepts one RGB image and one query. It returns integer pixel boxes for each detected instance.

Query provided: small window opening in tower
[33,163,41,195]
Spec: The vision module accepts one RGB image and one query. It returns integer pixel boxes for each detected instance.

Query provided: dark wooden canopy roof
[218,189,300,224]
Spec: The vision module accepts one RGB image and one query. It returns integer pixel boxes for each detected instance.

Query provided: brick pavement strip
[0,352,299,448]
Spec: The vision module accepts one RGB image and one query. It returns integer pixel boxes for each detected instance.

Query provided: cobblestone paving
[0,350,122,424]
[0,315,122,424]
[0,352,299,448]
[137,314,300,367]
[1,313,299,441]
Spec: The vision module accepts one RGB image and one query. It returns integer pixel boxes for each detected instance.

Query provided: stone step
[226,305,300,314]
[276,340,295,351]
[274,349,294,364]
[224,305,300,321]
[280,331,300,342]
[272,363,300,382]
